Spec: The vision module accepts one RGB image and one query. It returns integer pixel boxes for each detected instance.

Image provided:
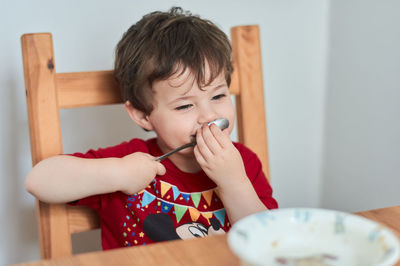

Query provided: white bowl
[228,208,400,266]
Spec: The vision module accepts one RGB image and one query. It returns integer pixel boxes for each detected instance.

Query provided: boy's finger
[209,123,231,148]
[201,125,221,153]
[193,146,206,166]
[196,128,213,159]
[144,153,156,160]
[156,163,166,176]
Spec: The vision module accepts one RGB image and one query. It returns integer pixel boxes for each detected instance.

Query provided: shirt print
[121,178,229,246]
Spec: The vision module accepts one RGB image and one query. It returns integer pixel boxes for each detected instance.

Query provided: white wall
[0,0,372,264]
[321,0,400,212]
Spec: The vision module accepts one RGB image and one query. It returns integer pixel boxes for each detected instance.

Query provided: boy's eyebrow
[168,83,227,104]
[208,83,228,91]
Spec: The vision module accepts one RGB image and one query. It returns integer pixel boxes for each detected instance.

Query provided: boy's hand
[194,124,247,188]
[117,152,166,195]
[194,125,269,224]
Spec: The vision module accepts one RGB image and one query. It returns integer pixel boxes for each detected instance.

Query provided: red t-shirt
[70,138,277,250]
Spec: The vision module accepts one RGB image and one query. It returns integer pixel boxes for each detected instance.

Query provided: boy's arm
[25,153,165,204]
[194,124,269,224]
[216,179,267,224]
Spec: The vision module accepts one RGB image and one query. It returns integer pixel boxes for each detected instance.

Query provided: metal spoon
[154,118,229,162]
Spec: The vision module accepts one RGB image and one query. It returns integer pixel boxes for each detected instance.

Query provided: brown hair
[114,7,233,115]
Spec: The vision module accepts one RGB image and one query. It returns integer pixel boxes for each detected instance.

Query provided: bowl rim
[228,207,400,266]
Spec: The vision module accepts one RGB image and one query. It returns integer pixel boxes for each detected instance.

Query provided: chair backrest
[21,25,270,259]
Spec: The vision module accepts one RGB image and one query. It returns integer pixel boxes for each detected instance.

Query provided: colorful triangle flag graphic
[160,182,171,197]
[191,192,201,208]
[141,191,156,207]
[188,207,201,222]
[161,201,173,213]
[174,205,187,223]
[172,185,180,200]
[181,192,190,202]
[202,190,213,206]
[214,209,226,227]
[201,212,213,224]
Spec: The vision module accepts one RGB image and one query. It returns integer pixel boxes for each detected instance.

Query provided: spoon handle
[154,141,196,162]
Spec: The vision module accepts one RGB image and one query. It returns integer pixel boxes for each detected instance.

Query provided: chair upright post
[21,33,72,258]
[231,26,270,180]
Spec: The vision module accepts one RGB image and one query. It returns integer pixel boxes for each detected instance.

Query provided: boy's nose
[197,106,218,126]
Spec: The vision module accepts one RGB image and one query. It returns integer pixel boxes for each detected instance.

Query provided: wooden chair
[21,25,270,259]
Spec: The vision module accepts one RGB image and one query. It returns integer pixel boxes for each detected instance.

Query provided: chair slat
[56,68,238,109]
[231,26,270,180]
[56,71,122,108]
[67,206,101,234]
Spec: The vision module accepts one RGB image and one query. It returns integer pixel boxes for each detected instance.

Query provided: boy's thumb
[156,163,166,176]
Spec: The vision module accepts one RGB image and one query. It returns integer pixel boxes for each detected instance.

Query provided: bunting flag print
[151,181,226,225]
[172,186,180,200]
[129,187,226,227]
[201,212,213,224]
[214,209,226,226]
[174,205,188,223]
[141,191,156,207]
[188,207,201,222]
[160,182,171,197]
[161,201,173,213]
[191,192,201,208]
[159,181,219,208]
[202,190,213,206]
[181,192,190,202]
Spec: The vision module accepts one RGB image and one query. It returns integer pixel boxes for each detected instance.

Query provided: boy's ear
[124,101,154,131]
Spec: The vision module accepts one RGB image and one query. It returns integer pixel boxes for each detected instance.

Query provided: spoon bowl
[208,118,229,130]
[155,118,229,161]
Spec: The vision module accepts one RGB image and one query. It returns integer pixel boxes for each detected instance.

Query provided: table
[15,205,400,266]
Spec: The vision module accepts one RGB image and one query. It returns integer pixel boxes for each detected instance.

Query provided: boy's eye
[212,94,226,100]
[175,104,192,110]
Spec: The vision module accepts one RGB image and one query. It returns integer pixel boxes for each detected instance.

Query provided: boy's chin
[173,149,196,160]
[180,147,195,156]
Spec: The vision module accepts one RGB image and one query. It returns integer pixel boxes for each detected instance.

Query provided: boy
[26,7,277,249]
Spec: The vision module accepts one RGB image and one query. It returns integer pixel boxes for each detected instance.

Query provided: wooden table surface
[15,205,400,266]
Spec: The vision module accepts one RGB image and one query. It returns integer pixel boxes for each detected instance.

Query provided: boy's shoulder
[233,141,256,156]
[70,138,156,159]
[233,142,260,163]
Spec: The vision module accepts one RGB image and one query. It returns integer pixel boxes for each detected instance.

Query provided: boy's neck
[168,153,202,173]
[156,139,202,173]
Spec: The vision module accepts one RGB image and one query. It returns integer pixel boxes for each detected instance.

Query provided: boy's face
[147,65,235,157]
